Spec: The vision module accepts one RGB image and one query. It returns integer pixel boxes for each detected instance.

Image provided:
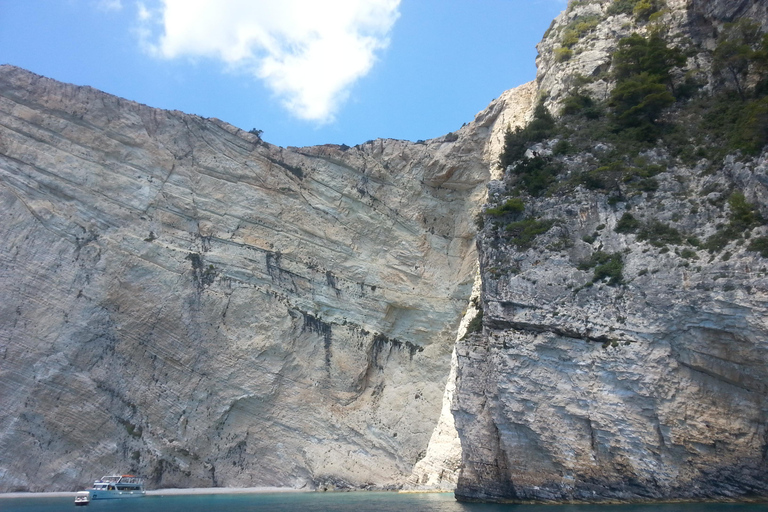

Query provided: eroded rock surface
[454,0,768,502]
[406,81,537,491]
[0,64,493,491]
[4,0,768,501]
[456,157,768,501]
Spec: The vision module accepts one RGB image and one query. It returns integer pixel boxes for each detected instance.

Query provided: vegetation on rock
[498,18,768,199]
[704,192,765,252]
[505,219,556,250]
[607,0,665,22]
[487,7,768,283]
[578,250,625,286]
[485,197,525,217]
[609,32,685,136]
[464,2,768,504]
[499,103,557,169]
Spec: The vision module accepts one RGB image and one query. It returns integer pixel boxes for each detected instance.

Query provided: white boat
[74,491,90,506]
[82,474,146,501]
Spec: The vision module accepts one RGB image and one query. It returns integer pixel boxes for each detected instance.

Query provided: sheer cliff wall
[4,0,768,500]
[453,0,768,502]
[0,64,502,491]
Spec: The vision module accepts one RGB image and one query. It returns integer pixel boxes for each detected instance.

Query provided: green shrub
[704,226,740,252]
[610,72,675,128]
[679,248,699,259]
[505,219,556,249]
[608,32,685,136]
[713,19,765,99]
[607,0,640,16]
[528,104,557,137]
[580,170,608,191]
[647,10,666,23]
[728,191,764,230]
[553,139,573,155]
[579,251,624,286]
[555,47,574,62]
[701,94,768,155]
[733,97,768,153]
[703,192,766,252]
[639,163,665,177]
[747,236,768,257]
[580,161,625,192]
[637,220,683,246]
[511,156,562,197]
[633,177,659,192]
[498,103,557,169]
[593,254,625,285]
[633,0,664,22]
[612,33,685,86]
[486,197,525,217]
[615,212,640,233]
[561,15,601,49]
[561,93,601,119]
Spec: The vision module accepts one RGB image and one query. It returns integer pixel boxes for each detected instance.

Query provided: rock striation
[0,64,495,491]
[535,0,768,115]
[455,155,768,501]
[406,83,537,491]
[3,0,768,502]
[453,0,768,503]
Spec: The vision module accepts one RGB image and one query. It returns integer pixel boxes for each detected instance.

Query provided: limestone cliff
[406,83,537,491]
[4,0,768,501]
[0,64,496,491]
[454,0,768,503]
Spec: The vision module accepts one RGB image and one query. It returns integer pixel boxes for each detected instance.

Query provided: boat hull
[88,489,146,499]
[85,474,146,499]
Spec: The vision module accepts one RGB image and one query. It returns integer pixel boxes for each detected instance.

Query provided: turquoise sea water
[1,492,766,512]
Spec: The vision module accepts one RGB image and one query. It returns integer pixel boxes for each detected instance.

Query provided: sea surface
[1,492,767,512]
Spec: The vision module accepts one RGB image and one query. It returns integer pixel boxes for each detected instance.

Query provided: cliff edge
[0,63,495,491]
[454,0,768,502]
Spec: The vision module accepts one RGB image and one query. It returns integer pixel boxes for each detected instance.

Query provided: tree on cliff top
[609,32,685,137]
[713,19,768,99]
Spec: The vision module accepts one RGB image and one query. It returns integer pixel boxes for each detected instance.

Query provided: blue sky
[0,0,566,148]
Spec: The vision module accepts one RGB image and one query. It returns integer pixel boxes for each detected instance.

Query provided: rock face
[406,83,537,491]
[0,64,494,491]
[3,0,768,501]
[690,0,768,25]
[453,0,768,503]
[456,159,768,500]
[534,0,768,114]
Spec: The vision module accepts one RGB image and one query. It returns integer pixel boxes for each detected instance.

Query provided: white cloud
[141,0,400,123]
[137,2,152,21]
